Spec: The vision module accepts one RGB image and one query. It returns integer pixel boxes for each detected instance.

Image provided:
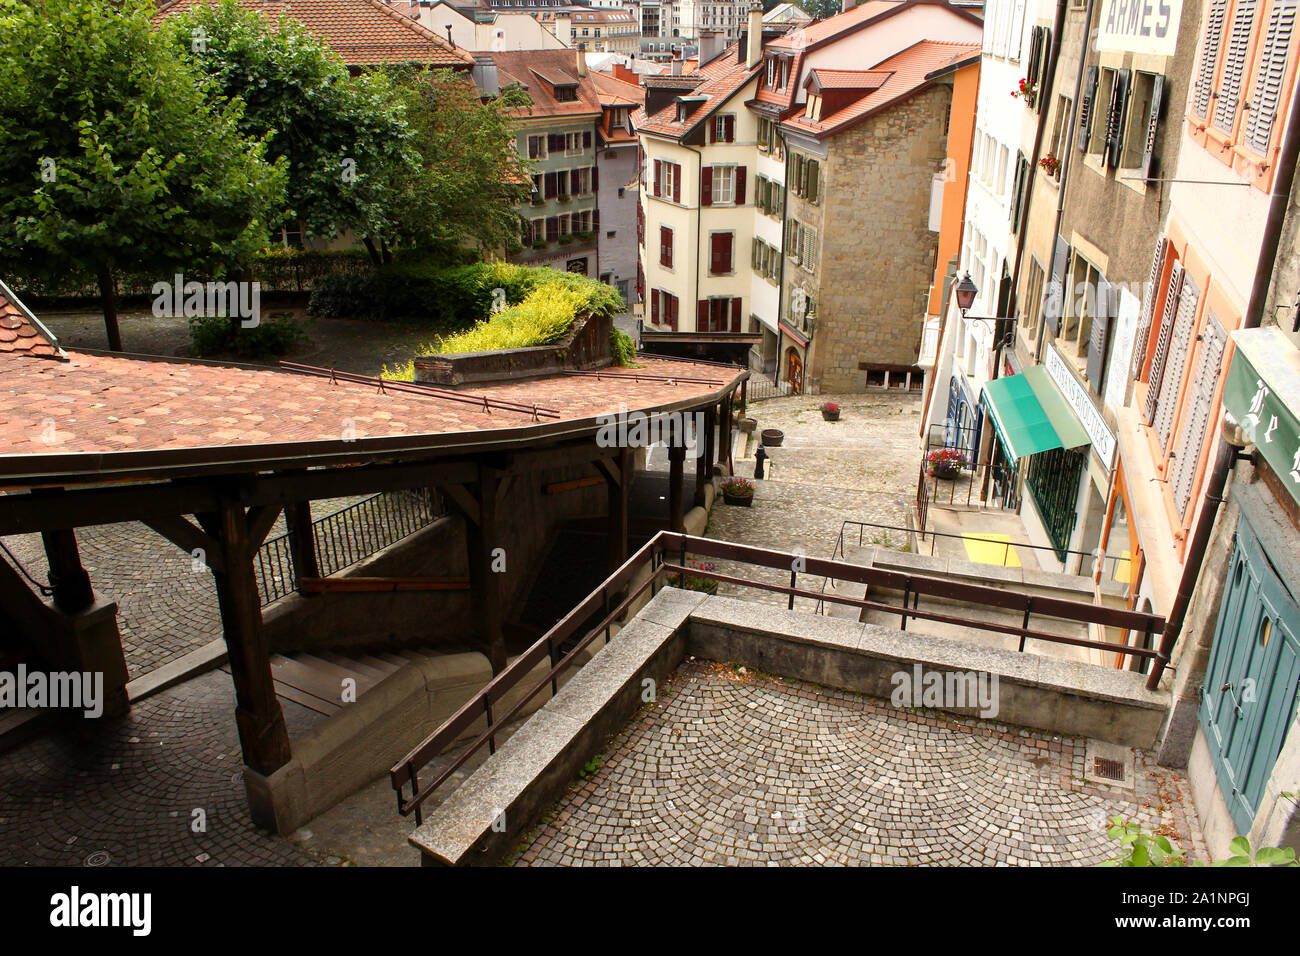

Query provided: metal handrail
[389,530,1168,822]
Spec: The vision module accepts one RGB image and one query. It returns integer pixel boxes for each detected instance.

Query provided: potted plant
[720,477,755,506]
[666,560,720,594]
[926,448,964,479]
[532,239,549,250]
[760,428,784,447]
[1039,153,1061,177]
[820,401,840,421]
[559,233,574,245]
[1012,77,1037,104]
[558,193,572,204]
[530,195,545,206]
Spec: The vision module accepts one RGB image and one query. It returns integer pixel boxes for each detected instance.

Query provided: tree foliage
[0,0,286,349]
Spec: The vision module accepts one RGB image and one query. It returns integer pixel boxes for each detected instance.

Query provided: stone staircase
[224,648,447,717]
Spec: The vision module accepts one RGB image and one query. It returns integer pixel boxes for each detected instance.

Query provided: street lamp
[955,272,979,315]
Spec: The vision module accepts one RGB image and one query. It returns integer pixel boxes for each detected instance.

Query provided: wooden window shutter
[1143,260,1185,424]
[709,116,718,143]
[806,161,818,203]
[672,164,680,204]
[667,294,678,330]
[545,171,558,198]
[698,299,709,329]
[1152,273,1201,451]
[1192,0,1229,119]
[1045,236,1070,336]
[1086,279,1115,392]
[651,289,660,324]
[583,130,592,149]
[550,133,565,153]
[793,154,804,195]
[1077,66,1100,151]
[546,217,559,242]
[1244,0,1298,155]
[660,226,672,267]
[735,166,747,204]
[730,297,742,332]
[1137,73,1165,180]
[592,166,599,191]
[752,237,761,269]
[1214,0,1258,134]
[1131,236,1168,378]
[1105,69,1131,168]
[701,166,713,206]
[727,115,736,142]
[1169,315,1227,520]
[1026,26,1042,90]
[654,160,662,197]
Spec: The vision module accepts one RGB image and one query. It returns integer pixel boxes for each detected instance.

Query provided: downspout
[1145,78,1300,691]
[1035,0,1096,365]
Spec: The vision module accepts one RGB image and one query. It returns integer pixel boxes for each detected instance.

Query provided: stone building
[591,68,647,307]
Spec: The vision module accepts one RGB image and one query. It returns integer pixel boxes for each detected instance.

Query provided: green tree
[0,0,287,350]
[167,0,412,261]
[380,67,534,262]
[801,0,842,20]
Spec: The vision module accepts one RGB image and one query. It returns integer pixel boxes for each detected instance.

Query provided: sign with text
[1097,0,1183,56]
[1223,329,1300,507]
[1046,346,1118,470]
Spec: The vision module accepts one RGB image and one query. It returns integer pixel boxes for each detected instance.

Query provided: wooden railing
[390,531,1171,822]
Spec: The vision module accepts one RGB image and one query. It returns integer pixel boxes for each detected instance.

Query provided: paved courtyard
[513,661,1207,866]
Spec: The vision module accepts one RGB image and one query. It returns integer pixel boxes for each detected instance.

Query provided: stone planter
[761,428,784,447]
[738,417,757,434]
[722,491,753,506]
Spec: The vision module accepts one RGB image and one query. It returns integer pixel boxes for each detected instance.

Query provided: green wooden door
[1199,516,1300,836]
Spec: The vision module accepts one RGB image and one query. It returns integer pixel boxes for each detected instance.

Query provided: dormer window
[765,56,776,87]
[555,84,578,102]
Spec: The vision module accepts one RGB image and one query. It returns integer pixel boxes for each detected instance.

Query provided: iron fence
[254,488,444,607]
[745,374,792,403]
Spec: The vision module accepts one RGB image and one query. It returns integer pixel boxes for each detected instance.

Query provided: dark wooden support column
[719,396,733,474]
[40,528,94,613]
[599,447,632,571]
[283,500,319,591]
[703,406,717,480]
[201,499,292,779]
[667,420,686,533]
[459,469,507,675]
[694,409,710,507]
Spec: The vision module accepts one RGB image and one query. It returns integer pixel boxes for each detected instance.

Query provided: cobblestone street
[514,661,1207,866]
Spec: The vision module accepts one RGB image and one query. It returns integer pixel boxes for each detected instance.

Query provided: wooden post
[40,527,94,613]
[719,396,733,474]
[703,406,717,480]
[465,469,507,675]
[668,419,686,533]
[284,500,319,591]
[605,447,631,571]
[694,409,710,507]
[204,499,292,777]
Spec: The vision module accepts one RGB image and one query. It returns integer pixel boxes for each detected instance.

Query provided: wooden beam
[544,476,605,495]
[439,483,480,527]
[465,468,506,674]
[668,433,686,534]
[246,504,284,549]
[605,446,631,571]
[593,457,622,488]
[283,500,319,587]
[144,515,225,573]
[297,576,470,593]
[40,527,94,613]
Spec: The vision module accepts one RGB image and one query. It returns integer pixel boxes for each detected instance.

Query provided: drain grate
[1094,756,1125,781]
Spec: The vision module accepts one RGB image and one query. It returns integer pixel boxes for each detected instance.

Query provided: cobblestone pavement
[513,661,1207,866]
[704,391,922,609]
[0,671,337,866]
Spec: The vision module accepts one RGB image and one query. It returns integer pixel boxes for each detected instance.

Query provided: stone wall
[813,84,951,393]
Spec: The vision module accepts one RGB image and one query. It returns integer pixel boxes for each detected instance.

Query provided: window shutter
[1192,0,1229,119]
[1045,236,1069,336]
[752,237,761,269]
[1105,69,1131,168]
[709,116,718,143]
[803,227,817,272]
[660,226,672,267]
[1214,0,1258,134]
[1137,73,1165,180]
[546,217,559,242]
[698,299,709,329]
[1143,260,1184,424]
[672,165,680,204]
[730,297,742,332]
[550,133,564,153]
[735,166,747,204]
[806,161,818,203]
[721,233,734,273]
[651,290,660,324]
[1152,273,1201,451]
[1077,66,1099,151]
[583,130,592,149]
[701,166,713,206]
[1131,236,1168,378]
[592,166,599,191]
[545,171,558,198]
[1086,278,1115,393]
[654,160,662,197]
[1244,0,1298,155]
[793,154,804,196]
[1168,315,1227,520]
[1026,26,1042,90]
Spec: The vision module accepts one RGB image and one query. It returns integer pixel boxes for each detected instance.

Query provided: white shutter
[1009,0,1027,62]
[1192,0,1229,119]
[1244,0,1298,154]
[1213,0,1259,134]
[1143,260,1185,424]
[1152,275,1202,453]
[1132,236,1168,377]
[1168,315,1227,521]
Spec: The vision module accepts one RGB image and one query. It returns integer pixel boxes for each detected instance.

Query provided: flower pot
[738,417,757,434]
[928,464,961,480]
[723,492,753,506]
[760,428,784,447]
[821,408,840,422]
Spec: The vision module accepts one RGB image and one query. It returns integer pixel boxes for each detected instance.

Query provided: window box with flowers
[926,448,964,479]
[820,401,840,422]
[720,477,755,506]
[1012,78,1036,106]
[666,560,720,594]
[1039,154,1061,177]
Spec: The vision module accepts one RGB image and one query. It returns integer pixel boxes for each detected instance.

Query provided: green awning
[980,366,1091,461]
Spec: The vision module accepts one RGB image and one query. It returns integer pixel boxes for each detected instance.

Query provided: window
[712,166,735,204]
[527,135,548,159]
[709,232,734,275]
[650,288,679,328]
[1010,152,1031,234]
[1021,257,1046,334]
[752,237,780,281]
[652,160,681,202]
[791,155,820,202]
[530,218,546,244]
[660,225,673,268]
[702,165,745,205]
[571,167,591,195]
[709,114,735,143]
[564,131,589,154]
[1244,0,1299,156]
[1047,94,1071,180]
[699,297,740,332]
[1023,26,1052,113]
[555,85,579,103]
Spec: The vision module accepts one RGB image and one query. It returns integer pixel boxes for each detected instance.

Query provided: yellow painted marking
[962,533,1021,568]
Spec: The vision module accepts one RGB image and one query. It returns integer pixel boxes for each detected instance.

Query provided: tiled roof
[634,46,761,141]
[807,69,893,91]
[0,352,739,470]
[0,281,62,361]
[765,0,901,51]
[493,50,602,119]
[153,0,475,67]
[781,40,978,139]
[591,70,644,145]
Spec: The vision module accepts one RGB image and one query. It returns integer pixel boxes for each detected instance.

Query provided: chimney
[671,49,683,76]
[746,1,762,69]
[577,42,588,77]
[472,55,499,96]
[842,0,857,9]
[697,28,722,65]
[445,24,455,48]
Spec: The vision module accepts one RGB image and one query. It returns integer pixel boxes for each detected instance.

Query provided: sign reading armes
[1098,0,1183,56]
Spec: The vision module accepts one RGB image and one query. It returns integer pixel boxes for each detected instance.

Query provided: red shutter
[725,115,735,142]
[701,166,713,206]
[672,164,680,204]
[654,160,662,197]
[545,172,558,198]
[660,226,672,267]
[698,299,709,329]
[730,297,741,332]
[591,166,599,191]
[709,116,718,143]
[668,295,678,330]
[709,232,733,274]
[546,217,559,242]
[583,130,592,149]
[735,166,747,204]
[651,290,660,324]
